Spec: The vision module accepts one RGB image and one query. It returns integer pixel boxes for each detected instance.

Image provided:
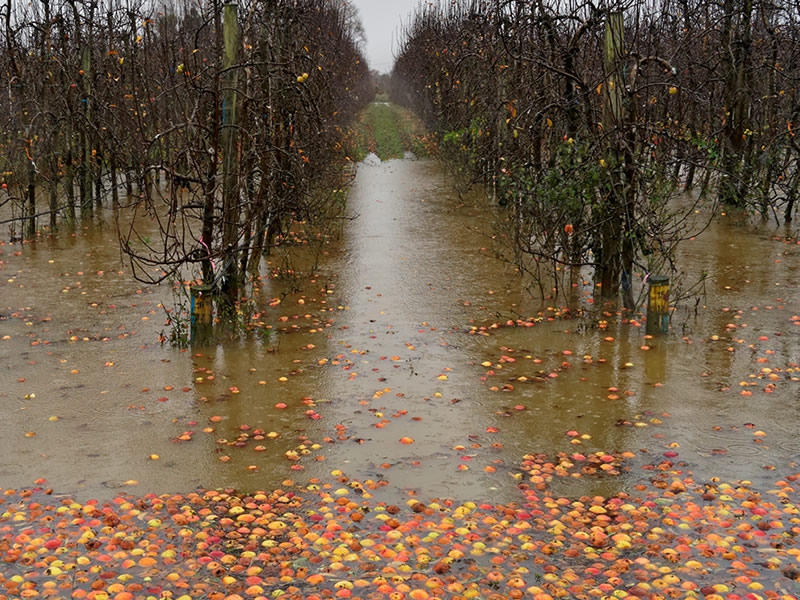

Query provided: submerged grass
[352,101,432,161]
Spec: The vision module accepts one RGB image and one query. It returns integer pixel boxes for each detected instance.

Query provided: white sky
[350,1,422,73]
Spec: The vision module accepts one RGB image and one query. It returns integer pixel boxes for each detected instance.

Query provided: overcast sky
[350,1,422,73]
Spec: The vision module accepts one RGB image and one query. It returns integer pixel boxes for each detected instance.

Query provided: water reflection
[1,165,799,505]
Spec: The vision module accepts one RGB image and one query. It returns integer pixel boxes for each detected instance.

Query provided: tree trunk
[25,160,35,239]
[81,27,94,215]
[719,0,753,207]
[49,172,58,230]
[110,153,119,209]
[65,148,76,221]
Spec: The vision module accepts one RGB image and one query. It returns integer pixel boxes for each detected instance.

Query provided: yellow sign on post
[191,285,214,325]
[190,284,214,344]
[646,275,670,335]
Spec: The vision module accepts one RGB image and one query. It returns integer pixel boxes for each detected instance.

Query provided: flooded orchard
[1,155,799,506]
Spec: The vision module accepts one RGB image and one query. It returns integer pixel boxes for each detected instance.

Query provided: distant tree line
[0,0,372,302]
[392,0,800,307]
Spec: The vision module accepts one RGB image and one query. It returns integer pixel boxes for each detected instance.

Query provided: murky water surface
[1,158,799,505]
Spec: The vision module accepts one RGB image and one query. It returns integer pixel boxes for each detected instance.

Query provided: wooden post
[190,284,214,343]
[602,11,637,311]
[603,12,625,127]
[646,275,670,335]
[598,11,626,302]
[220,3,240,301]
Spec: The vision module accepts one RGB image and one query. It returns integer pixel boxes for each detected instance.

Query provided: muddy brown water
[1,157,799,505]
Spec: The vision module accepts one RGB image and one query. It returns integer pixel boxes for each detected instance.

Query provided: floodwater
[1,157,800,506]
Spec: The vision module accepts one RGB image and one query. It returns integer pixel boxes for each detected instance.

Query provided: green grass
[352,102,431,162]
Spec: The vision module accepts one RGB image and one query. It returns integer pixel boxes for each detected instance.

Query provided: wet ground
[1,156,799,509]
[2,155,800,599]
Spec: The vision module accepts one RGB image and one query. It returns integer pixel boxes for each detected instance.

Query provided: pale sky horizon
[350,1,422,73]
